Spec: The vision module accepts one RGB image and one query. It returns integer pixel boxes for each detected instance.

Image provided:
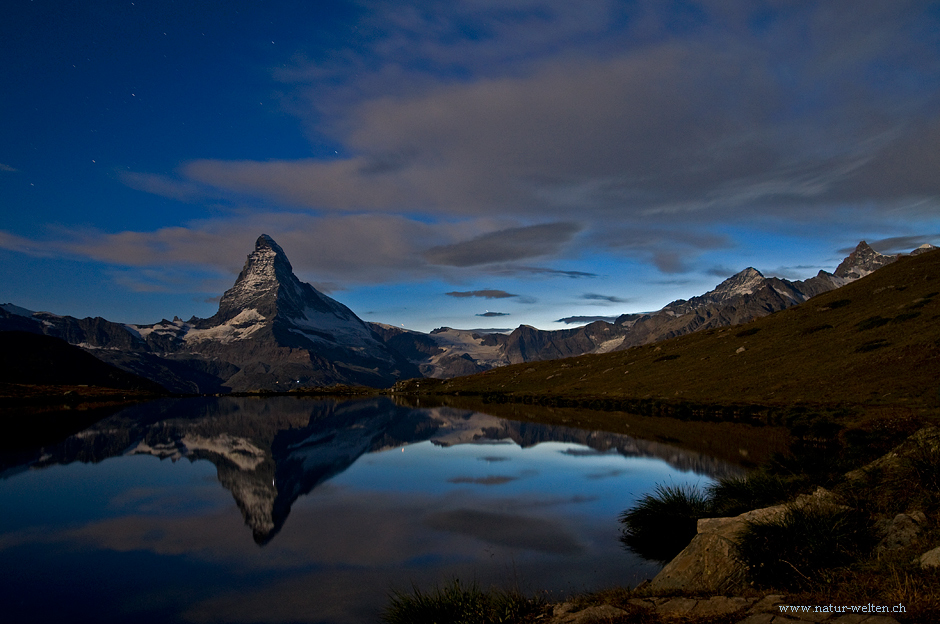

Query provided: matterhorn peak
[255,233,286,256]
[207,234,298,324]
[251,233,293,274]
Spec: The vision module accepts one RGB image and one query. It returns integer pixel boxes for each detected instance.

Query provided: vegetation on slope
[395,249,940,413]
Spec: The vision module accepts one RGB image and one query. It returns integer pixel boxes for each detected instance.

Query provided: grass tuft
[381,579,543,624]
[706,471,803,517]
[735,505,873,590]
[618,483,712,564]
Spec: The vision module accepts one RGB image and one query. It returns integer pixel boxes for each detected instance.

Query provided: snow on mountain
[912,244,938,255]
[182,309,267,345]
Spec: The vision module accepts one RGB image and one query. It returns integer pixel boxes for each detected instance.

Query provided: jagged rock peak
[713,267,766,298]
[210,234,300,324]
[835,241,897,280]
[251,233,293,274]
[255,233,287,258]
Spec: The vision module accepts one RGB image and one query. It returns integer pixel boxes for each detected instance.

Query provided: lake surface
[0,397,743,623]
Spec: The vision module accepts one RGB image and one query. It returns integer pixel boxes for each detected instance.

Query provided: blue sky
[2,1,940,332]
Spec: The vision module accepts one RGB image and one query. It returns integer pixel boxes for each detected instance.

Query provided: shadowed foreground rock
[648,487,845,594]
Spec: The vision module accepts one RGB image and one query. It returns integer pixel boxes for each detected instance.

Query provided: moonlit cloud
[445,290,519,299]
[119,171,219,203]
[423,223,581,267]
[861,234,940,254]
[0,230,54,256]
[500,266,599,279]
[556,315,620,324]
[581,293,629,304]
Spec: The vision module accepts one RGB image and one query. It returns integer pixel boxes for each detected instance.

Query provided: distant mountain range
[1,236,934,392]
[369,240,933,377]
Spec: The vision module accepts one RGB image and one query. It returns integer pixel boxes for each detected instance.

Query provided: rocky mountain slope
[0,235,419,392]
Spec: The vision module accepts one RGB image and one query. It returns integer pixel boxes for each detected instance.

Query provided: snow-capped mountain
[130,235,402,368]
[0,235,419,392]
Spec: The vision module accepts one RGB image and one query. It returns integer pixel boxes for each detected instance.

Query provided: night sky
[2,1,940,332]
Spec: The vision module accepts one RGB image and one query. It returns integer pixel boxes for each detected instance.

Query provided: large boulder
[649,487,843,593]
[920,546,940,569]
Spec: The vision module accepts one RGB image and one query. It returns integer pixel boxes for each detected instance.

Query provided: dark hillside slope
[399,249,940,410]
[0,331,166,393]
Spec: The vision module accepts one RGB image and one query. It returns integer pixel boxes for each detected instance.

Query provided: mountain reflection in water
[10,396,742,545]
[0,396,745,624]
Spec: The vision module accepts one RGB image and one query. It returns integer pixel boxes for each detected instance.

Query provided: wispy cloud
[0,163,17,172]
[556,315,620,324]
[495,266,599,279]
[706,266,738,278]
[424,223,581,267]
[864,234,940,254]
[581,293,629,304]
[119,171,219,203]
[0,231,55,257]
[446,289,519,299]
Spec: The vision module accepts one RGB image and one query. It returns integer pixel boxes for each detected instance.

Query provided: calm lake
[0,396,744,623]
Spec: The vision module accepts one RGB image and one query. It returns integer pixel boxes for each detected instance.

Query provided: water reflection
[0,397,746,624]
[6,396,741,545]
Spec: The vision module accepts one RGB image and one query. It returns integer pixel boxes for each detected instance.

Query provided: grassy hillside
[397,249,940,414]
